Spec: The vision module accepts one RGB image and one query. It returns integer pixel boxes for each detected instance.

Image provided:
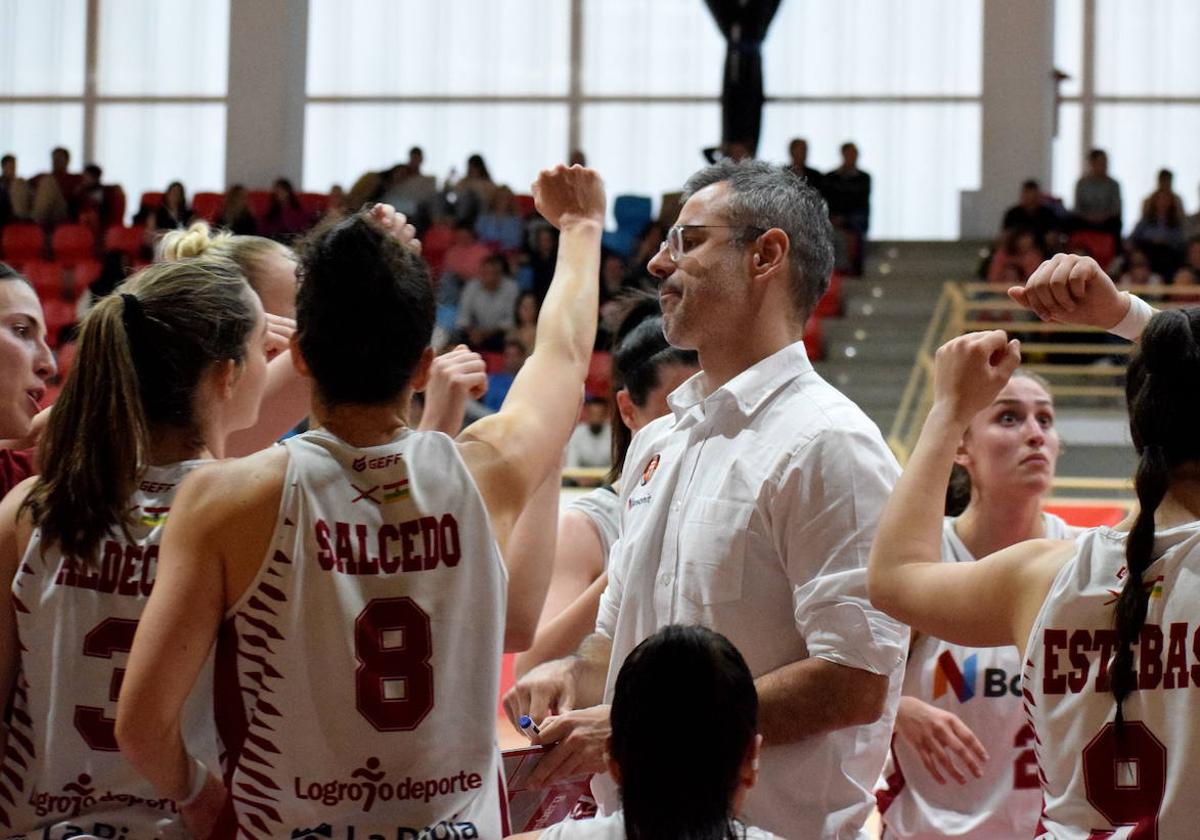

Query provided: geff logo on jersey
[932,651,1021,702]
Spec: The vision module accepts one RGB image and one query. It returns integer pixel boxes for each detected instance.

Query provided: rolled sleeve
[771,425,907,676]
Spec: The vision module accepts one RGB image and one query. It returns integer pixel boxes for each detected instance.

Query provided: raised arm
[867,330,1070,650]
[458,166,604,548]
[416,345,488,435]
[1008,253,1155,338]
[501,465,561,652]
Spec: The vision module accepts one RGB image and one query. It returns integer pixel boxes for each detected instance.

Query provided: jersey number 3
[355,597,434,731]
[74,617,140,751]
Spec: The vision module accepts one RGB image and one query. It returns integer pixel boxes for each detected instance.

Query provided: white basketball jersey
[1024,521,1200,839]
[217,428,506,839]
[2,461,219,840]
[878,514,1074,839]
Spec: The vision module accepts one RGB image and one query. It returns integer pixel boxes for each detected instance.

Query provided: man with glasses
[505,160,905,839]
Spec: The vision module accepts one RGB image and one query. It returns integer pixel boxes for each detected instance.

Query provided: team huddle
[0,160,1195,840]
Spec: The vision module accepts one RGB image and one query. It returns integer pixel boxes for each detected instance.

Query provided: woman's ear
[615,388,637,431]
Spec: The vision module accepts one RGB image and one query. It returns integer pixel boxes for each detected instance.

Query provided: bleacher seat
[22,261,63,300]
[51,224,96,265]
[601,195,653,257]
[139,191,164,211]
[104,225,143,259]
[421,223,454,274]
[66,260,102,297]
[814,271,844,318]
[103,185,126,228]
[192,192,224,223]
[1067,230,1117,272]
[2,224,45,265]
[247,190,272,219]
[513,194,536,220]
[481,352,505,374]
[585,351,612,398]
[41,298,76,346]
[298,192,329,218]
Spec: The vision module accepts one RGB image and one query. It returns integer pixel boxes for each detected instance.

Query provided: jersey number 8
[355,597,435,731]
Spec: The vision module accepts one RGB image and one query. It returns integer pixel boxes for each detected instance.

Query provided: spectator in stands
[1170,266,1200,302]
[380,147,438,227]
[509,290,539,355]
[787,138,824,195]
[825,142,871,274]
[704,139,754,164]
[624,221,665,287]
[1185,237,1200,276]
[452,153,496,224]
[524,224,559,303]
[0,154,31,225]
[345,164,392,210]
[1141,168,1185,220]
[1131,186,1186,278]
[30,146,79,227]
[69,163,108,238]
[260,177,310,241]
[1117,247,1162,289]
[482,336,527,412]
[1001,179,1061,249]
[986,229,1044,285]
[456,253,519,351]
[1072,148,1122,239]
[476,185,524,252]
[217,184,258,235]
[442,222,493,303]
[565,395,612,471]
[152,181,192,230]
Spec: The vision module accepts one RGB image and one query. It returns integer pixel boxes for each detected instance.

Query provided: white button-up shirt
[595,339,908,840]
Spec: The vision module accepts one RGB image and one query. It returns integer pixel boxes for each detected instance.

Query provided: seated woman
[511,625,778,840]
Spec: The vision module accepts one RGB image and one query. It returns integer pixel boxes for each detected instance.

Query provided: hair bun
[157,221,217,261]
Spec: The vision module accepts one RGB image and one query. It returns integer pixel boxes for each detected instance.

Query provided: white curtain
[0,0,85,95]
[0,105,84,177]
[96,0,229,96]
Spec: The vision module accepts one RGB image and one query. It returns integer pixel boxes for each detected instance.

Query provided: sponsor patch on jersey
[381,478,410,504]
[139,505,169,527]
[640,453,661,486]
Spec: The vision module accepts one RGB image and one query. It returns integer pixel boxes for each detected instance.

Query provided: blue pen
[518,715,541,737]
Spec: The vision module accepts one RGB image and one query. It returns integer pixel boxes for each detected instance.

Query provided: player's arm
[0,478,37,751]
[515,571,608,680]
[533,508,607,628]
[868,330,1073,652]
[117,461,273,838]
[415,345,488,435]
[1008,253,1155,338]
[224,347,310,456]
[502,466,561,652]
[457,166,604,554]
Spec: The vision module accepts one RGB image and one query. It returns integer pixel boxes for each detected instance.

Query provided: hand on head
[1008,253,1128,329]
[367,203,422,256]
[933,330,1021,425]
[531,165,606,231]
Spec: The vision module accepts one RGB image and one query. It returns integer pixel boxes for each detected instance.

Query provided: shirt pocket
[678,497,752,606]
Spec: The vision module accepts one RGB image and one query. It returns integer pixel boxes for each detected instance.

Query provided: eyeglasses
[659,224,766,263]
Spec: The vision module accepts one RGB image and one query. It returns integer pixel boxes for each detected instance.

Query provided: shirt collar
[667,339,813,421]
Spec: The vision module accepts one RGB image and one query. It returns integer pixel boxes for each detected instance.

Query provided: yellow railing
[887,282,1198,504]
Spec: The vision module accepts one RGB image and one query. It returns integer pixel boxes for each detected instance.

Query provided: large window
[1055,0,1200,231]
[0,0,229,220]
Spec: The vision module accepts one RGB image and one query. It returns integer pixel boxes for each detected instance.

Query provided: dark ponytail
[23,258,256,561]
[611,625,756,840]
[606,291,698,484]
[1110,308,1200,726]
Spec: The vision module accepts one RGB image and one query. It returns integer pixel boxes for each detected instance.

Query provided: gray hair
[681,160,834,321]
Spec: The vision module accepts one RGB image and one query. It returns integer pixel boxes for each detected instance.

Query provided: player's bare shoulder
[173,445,290,534]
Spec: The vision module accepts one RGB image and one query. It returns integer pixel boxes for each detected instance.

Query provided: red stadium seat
[192,192,224,223]
[513,194,536,220]
[22,261,63,300]
[1067,230,1117,272]
[104,225,144,259]
[585,351,612,399]
[66,259,102,297]
[55,341,79,383]
[1044,504,1129,528]
[421,223,454,274]
[41,298,76,346]
[139,191,164,211]
[103,185,126,227]
[481,352,505,374]
[51,224,96,265]
[247,190,272,219]
[298,192,329,218]
[814,271,844,318]
[2,224,45,264]
[803,314,824,361]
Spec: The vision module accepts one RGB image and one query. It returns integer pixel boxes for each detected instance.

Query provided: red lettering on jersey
[1139,624,1164,689]
[1043,629,1068,695]
[315,518,334,571]
[355,523,379,575]
[377,524,400,574]
[420,517,440,570]
[53,539,158,597]
[400,519,422,572]
[140,545,157,595]
[1067,630,1092,693]
[439,514,460,568]
[1093,628,1117,692]
[1192,626,1200,688]
[97,541,125,593]
[334,521,356,574]
[117,544,141,596]
[1164,622,1190,689]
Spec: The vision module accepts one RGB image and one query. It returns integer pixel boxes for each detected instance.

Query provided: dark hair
[944,369,1053,516]
[612,625,757,840]
[481,254,506,272]
[1,154,13,166]
[1088,148,1107,162]
[165,181,188,210]
[513,290,539,326]
[466,154,491,181]
[1158,168,1172,182]
[606,291,698,484]
[296,213,433,406]
[24,258,257,562]
[270,177,300,212]
[1022,179,1040,191]
[84,163,102,178]
[1110,308,1200,727]
[682,160,835,322]
[0,262,31,286]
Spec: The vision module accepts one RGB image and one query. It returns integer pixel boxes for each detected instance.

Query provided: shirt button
[661,574,673,586]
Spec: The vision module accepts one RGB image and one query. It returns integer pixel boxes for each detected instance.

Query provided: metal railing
[886,281,1199,505]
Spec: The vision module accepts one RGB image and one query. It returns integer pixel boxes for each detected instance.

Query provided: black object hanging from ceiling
[704,0,783,155]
